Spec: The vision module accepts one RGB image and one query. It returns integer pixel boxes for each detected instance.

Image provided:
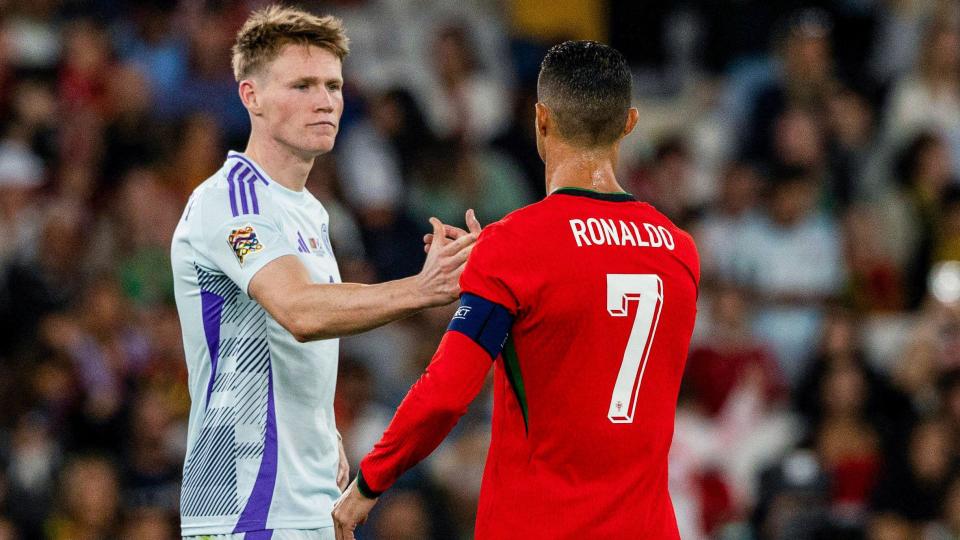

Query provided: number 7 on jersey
[606,274,664,423]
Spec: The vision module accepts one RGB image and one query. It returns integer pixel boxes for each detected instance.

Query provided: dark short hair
[537,40,632,147]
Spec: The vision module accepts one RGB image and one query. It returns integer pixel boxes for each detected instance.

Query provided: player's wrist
[355,468,382,500]
[410,273,448,308]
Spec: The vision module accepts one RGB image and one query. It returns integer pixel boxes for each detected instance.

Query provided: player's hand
[416,214,478,306]
[423,209,482,253]
[336,436,349,491]
[332,477,377,540]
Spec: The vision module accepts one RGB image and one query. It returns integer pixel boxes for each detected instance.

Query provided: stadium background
[0,0,959,538]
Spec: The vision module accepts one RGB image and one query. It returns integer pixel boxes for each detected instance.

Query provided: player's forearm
[358,332,492,496]
[358,385,466,497]
[287,275,445,341]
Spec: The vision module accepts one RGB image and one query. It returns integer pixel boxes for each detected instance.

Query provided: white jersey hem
[181,516,335,536]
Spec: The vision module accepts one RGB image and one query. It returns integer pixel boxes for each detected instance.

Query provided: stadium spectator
[742,8,840,168]
[731,166,845,382]
[45,454,121,540]
[693,161,763,282]
[882,12,960,174]
[870,419,959,532]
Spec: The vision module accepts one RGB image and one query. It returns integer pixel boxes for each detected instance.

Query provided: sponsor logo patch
[228,225,263,266]
[453,305,472,320]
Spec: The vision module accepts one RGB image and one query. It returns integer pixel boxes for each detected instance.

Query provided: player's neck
[243,135,315,192]
[544,143,625,195]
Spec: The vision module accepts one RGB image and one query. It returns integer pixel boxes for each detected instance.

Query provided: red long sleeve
[358,330,493,496]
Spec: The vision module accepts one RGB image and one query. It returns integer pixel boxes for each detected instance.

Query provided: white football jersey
[171,151,342,536]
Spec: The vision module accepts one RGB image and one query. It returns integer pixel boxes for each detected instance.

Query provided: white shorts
[183,528,334,540]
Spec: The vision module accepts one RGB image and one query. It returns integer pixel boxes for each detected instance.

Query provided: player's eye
[327,82,342,92]
[293,83,310,90]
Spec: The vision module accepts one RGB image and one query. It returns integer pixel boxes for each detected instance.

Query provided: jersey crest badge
[228,225,263,266]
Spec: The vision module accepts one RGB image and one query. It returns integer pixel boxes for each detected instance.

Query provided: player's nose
[314,88,335,112]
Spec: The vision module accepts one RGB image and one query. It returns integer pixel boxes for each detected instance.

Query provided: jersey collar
[225,151,312,203]
[551,187,636,202]
[226,151,273,185]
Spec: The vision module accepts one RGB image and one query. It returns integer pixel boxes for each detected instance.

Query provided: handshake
[414,208,484,307]
[332,208,482,540]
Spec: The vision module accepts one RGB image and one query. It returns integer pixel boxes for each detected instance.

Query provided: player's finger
[429,218,446,247]
[444,224,469,239]
[446,245,472,269]
[465,208,482,235]
[442,231,477,255]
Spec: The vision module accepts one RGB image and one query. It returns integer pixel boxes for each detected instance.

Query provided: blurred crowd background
[0,0,959,538]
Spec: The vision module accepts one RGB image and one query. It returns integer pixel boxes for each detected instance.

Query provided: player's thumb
[466,208,482,235]
[429,217,446,247]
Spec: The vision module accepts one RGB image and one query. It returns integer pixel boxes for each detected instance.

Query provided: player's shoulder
[191,153,279,222]
[634,201,697,250]
[474,199,546,247]
[634,200,701,284]
[481,195,561,233]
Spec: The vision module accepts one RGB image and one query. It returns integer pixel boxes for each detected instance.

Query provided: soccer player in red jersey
[333,40,700,540]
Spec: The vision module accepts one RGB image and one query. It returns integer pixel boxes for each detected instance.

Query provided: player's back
[462,188,699,539]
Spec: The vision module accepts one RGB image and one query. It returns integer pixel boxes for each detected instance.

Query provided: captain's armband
[447,293,513,359]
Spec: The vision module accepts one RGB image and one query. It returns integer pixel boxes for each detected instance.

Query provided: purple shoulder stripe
[248,177,260,215]
[237,168,252,215]
[226,162,243,217]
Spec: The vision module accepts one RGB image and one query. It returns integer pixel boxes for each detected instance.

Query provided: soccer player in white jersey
[170,6,480,540]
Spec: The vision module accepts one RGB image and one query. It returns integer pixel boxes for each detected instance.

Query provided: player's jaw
[296,116,340,154]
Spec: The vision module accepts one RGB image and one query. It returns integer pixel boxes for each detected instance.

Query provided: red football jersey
[462,188,699,539]
[359,188,699,539]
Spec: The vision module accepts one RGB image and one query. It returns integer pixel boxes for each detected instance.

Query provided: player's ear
[622,107,639,138]
[535,102,551,139]
[239,79,262,115]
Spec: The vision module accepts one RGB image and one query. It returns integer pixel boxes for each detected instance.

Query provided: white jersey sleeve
[194,170,299,294]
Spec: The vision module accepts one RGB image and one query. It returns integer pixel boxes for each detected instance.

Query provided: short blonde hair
[231,4,350,81]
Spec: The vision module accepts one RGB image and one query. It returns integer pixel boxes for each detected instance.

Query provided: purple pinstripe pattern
[233,365,278,533]
[227,162,243,217]
[199,290,226,408]
[237,168,251,215]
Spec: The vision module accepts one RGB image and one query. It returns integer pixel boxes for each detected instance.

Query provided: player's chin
[301,135,336,155]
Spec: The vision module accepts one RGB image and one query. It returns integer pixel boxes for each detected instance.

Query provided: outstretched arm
[250,212,482,341]
[332,294,512,539]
